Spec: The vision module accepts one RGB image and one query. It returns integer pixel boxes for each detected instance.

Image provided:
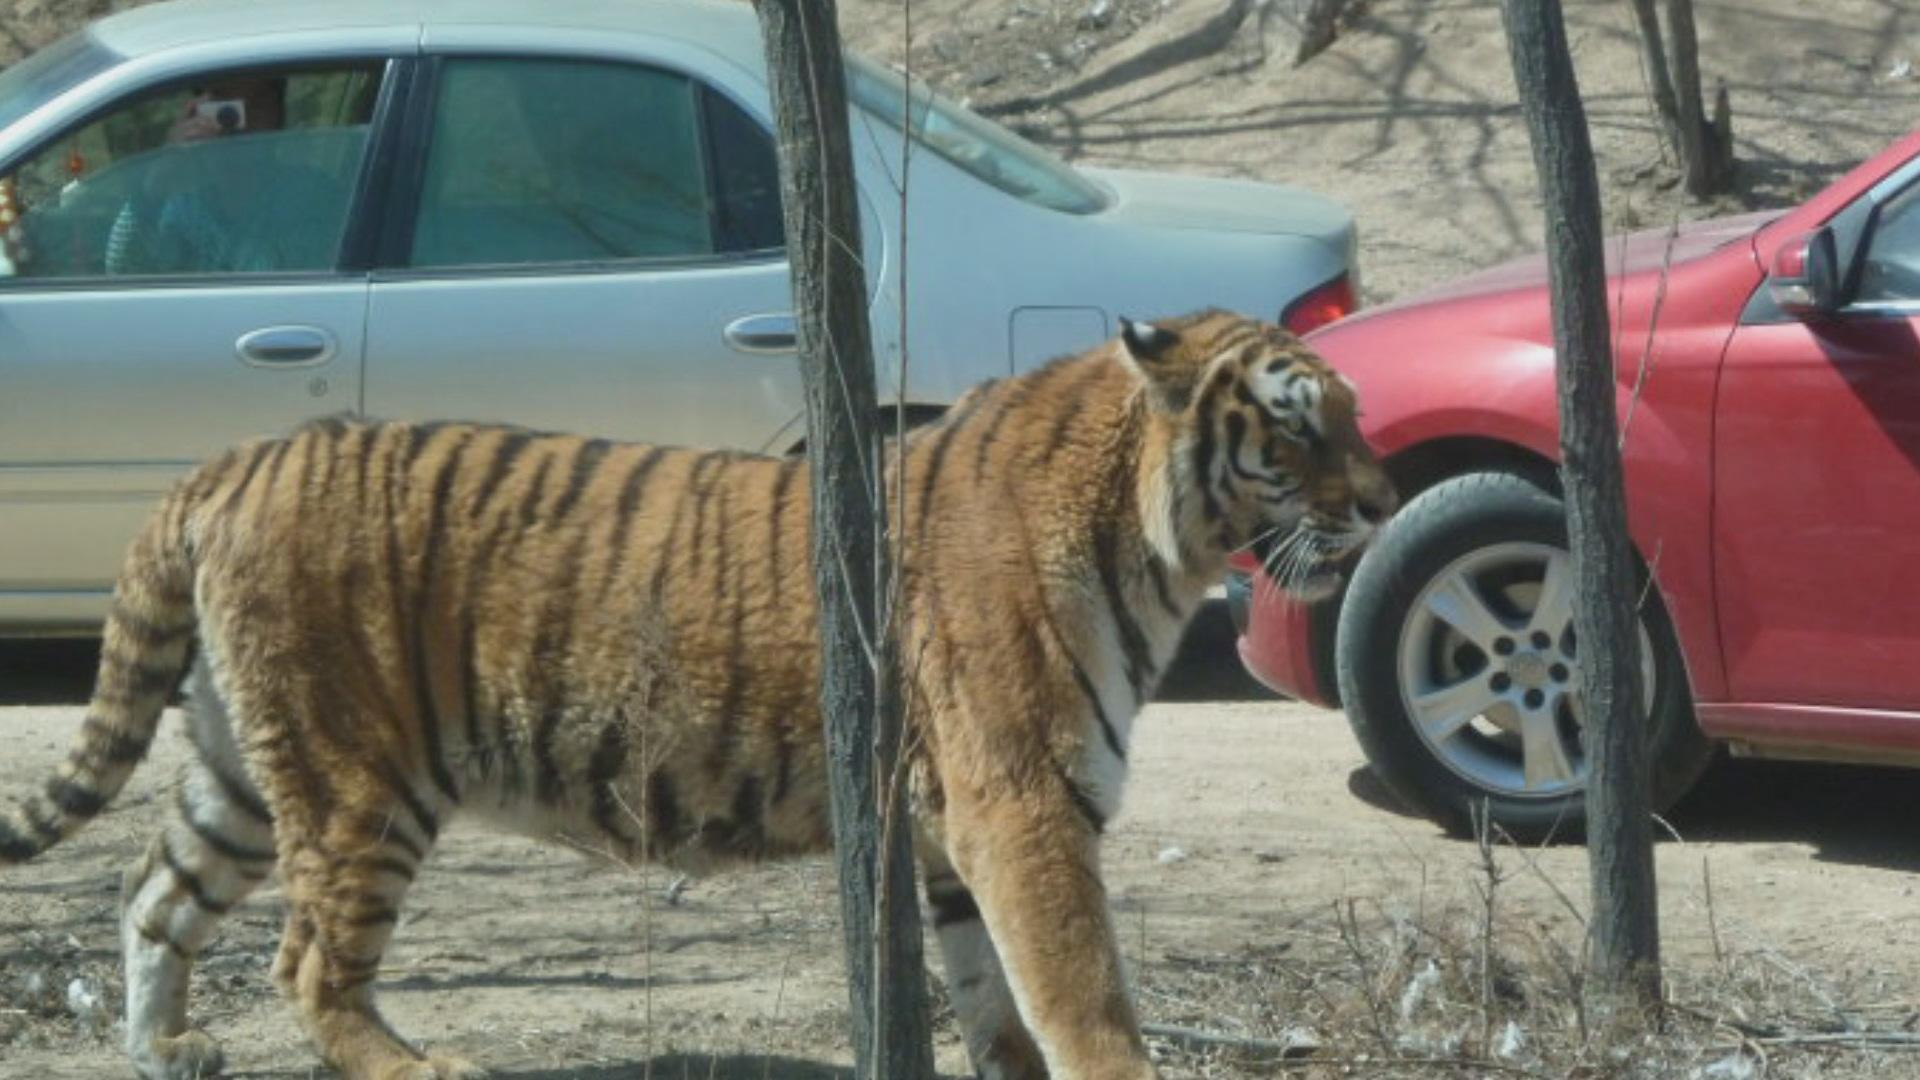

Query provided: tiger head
[1119,308,1397,600]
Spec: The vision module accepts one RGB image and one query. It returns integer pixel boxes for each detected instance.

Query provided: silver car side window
[408,58,783,269]
[0,64,382,282]
[410,58,740,269]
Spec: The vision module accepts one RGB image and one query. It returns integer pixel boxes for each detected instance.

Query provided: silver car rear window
[0,33,121,136]
[845,55,1107,216]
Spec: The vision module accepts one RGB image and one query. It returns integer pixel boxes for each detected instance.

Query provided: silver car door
[364,52,806,453]
[0,59,394,629]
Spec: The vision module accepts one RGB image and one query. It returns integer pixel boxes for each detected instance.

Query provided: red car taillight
[1282,273,1356,336]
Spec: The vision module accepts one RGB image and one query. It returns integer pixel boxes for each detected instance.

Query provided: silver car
[0,0,1357,634]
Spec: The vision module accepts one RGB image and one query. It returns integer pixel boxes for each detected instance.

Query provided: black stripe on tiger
[471,430,533,521]
[602,446,668,588]
[344,903,399,930]
[1067,656,1126,762]
[373,762,439,846]
[137,920,192,960]
[1040,361,1109,463]
[681,451,730,581]
[94,653,187,703]
[531,528,590,805]
[1190,373,1231,523]
[645,768,685,852]
[1062,773,1107,835]
[106,600,192,651]
[45,776,107,819]
[160,835,232,915]
[410,429,473,806]
[0,817,39,862]
[201,754,273,825]
[516,451,556,528]
[551,438,611,520]
[914,386,995,543]
[587,722,634,844]
[1145,555,1182,621]
[1222,411,1269,485]
[216,439,275,516]
[765,457,801,610]
[925,877,982,928]
[80,714,152,767]
[708,481,749,778]
[174,786,275,865]
[1092,520,1153,699]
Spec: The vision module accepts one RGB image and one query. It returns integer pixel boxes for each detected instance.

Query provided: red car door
[1714,179,1920,710]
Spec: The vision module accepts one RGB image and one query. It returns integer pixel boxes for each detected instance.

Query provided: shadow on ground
[491,1055,858,1080]
[224,1057,863,1080]
[1345,751,1920,875]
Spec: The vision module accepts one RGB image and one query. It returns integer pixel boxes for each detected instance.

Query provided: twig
[1472,800,1502,1055]
[1751,1031,1920,1050]
[1619,210,1681,452]
[1141,1022,1312,1059]
[1142,1028,1553,1078]
[1702,855,1725,973]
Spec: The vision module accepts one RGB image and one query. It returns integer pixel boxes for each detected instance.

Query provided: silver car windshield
[0,33,120,136]
[845,56,1107,215]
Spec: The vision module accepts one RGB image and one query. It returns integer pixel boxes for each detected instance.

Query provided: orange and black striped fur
[1,309,1394,1080]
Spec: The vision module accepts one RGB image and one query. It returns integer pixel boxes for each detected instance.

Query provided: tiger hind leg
[269,762,479,1079]
[120,662,277,1080]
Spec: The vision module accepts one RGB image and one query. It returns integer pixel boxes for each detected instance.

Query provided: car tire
[1336,470,1713,840]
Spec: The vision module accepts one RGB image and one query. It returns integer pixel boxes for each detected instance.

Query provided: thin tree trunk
[751,2,936,1076]
[1500,0,1663,1028]
[1664,0,1714,199]
[1624,0,1682,160]
[1294,0,1353,66]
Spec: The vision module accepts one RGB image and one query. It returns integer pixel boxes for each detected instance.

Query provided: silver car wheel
[1395,541,1655,799]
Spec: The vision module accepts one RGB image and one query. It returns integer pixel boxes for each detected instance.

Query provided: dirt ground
[6,632,1920,1079]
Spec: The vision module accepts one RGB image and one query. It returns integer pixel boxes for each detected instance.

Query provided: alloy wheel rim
[1395,542,1655,800]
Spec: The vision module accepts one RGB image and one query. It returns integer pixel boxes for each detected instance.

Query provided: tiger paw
[136,1028,225,1079]
[381,1054,489,1080]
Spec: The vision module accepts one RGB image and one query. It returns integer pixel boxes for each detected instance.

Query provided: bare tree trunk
[1294,0,1353,65]
[751,2,936,1076]
[1623,0,1735,198]
[1501,0,1663,1028]
[1663,0,1716,199]
[1624,0,1682,159]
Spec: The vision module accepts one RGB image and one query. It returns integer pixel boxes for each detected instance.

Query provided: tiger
[0,308,1394,1080]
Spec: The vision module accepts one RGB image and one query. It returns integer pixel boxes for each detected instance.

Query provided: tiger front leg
[942,782,1157,1080]
[922,851,1049,1079]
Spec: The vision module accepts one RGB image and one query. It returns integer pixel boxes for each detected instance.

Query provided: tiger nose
[1355,479,1398,527]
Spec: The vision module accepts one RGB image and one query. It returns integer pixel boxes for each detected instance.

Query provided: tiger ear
[1119,316,1179,362]
[1117,316,1191,411]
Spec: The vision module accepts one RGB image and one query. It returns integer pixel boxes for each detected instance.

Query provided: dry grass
[1128,830,1920,1080]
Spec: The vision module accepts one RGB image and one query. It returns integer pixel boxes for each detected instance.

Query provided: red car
[1234,128,1920,837]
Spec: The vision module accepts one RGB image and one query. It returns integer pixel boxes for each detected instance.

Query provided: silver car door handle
[723,313,797,355]
[235,326,336,368]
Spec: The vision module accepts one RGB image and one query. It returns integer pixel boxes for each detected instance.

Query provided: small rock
[1154,845,1188,865]
[1495,1019,1527,1061]
[1081,0,1114,29]
[1694,1052,1757,1080]
[664,874,691,905]
[1280,1026,1322,1054]
[66,976,104,1027]
[1889,59,1913,80]
[1398,958,1440,1023]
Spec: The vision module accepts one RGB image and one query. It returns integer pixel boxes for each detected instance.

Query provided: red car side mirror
[1768,227,1841,319]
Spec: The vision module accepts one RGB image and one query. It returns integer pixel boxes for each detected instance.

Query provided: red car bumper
[1228,568,1342,708]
